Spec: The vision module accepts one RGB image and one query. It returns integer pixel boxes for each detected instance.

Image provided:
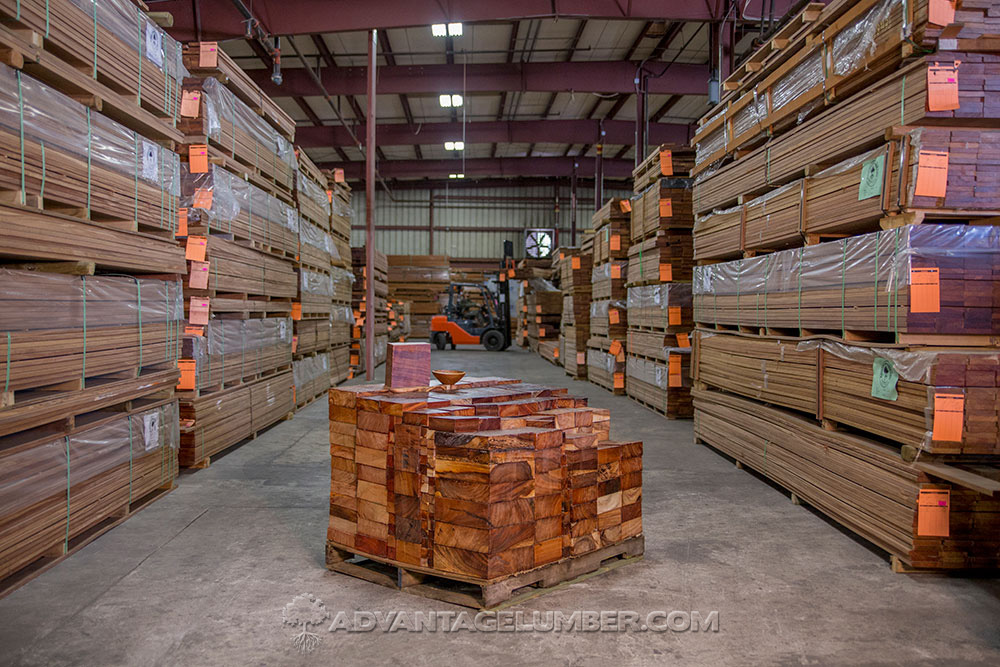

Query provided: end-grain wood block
[385,342,432,389]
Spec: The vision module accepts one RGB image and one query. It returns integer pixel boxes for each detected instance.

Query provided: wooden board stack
[351,247,390,377]
[0,0,191,589]
[558,240,594,379]
[689,0,1000,571]
[387,255,450,338]
[588,200,631,394]
[388,301,412,342]
[327,366,643,604]
[327,170,353,264]
[527,284,562,360]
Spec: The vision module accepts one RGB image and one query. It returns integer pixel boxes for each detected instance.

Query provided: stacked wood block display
[689,0,1000,572]
[327,373,644,607]
[588,199,631,394]
[0,0,192,590]
[559,238,594,379]
[387,255,450,338]
[351,247,389,377]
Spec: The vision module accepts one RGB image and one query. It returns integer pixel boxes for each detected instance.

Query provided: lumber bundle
[178,370,293,467]
[0,271,183,398]
[692,54,1000,215]
[331,344,351,385]
[627,283,694,333]
[351,248,389,376]
[294,318,331,356]
[327,174,353,246]
[182,42,296,142]
[0,401,180,581]
[625,351,693,419]
[449,257,497,284]
[177,318,293,393]
[592,200,632,264]
[294,149,332,230]
[298,217,334,271]
[294,352,332,407]
[538,340,561,366]
[387,255,449,339]
[587,342,626,395]
[178,76,296,196]
[692,225,1000,340]
[387,301,411,342]
[694,389,1000,570]
[632,146,695,191]
[526,287,562,351]
[626,231,694,285]
[630,178,695,242]
[0,0,185,125]
[0,63,181,234]
[180,164,299,259]
[693,331,1000,455]
[327,376,642,584]
[559,244,593,379]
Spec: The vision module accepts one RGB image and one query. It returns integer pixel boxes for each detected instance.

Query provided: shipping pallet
[693,322,1000,348]
[325,536,644,609]
[0,482,175,600]
[182,410,295,469]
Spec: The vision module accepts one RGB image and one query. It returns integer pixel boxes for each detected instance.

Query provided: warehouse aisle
[0,347,998,665]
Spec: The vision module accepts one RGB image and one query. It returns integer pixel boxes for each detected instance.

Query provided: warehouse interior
[1,0,1000,664]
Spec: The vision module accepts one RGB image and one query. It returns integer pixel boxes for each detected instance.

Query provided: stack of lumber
[177,318,293,394]
[558,241,594,379]
[588,200,631,394]
[388,301,412,342]
[694,389,1000,570]
[527,285,562,355]
[689,0,1000,572]
[327,371,643,601]
[387,255,450,338]
[450,257,497,284]
[327,169,353,251]
[628,149,695,286]
[294,351,332,408]
[350,247,389,377]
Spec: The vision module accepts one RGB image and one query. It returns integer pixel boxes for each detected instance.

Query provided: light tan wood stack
[350,247,389,377]
[558,241,593,379]
[588,200,631,394]
[326,169,353,262]
[387,255,450,339]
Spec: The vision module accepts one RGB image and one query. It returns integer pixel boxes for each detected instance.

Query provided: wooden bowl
[432,369,466,389]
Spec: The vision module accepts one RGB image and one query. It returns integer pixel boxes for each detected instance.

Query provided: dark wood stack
[558,241,593,379]
[449,257,498,285]
[387,255,450,339]
[350,247,389,377]
[387,301,412,342]
[527,287,562,354]
[294,352,332,408]
[326,172,353,268]
[327,376,643,600]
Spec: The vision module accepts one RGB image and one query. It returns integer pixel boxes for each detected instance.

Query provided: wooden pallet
[326,536,644,609]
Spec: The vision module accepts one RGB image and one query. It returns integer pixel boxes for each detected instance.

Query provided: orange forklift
[430,241,514,351]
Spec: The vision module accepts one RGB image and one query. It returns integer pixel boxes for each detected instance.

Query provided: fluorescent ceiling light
[444,141,464,151]
[439,94,452,107]
[451,94,463,106]
[449,173,464,179]
[447,23,463,36]
[431,24,447,37]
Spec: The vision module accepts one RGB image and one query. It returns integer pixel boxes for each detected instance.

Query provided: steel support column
[364,29,377,380]
[594,121,605,212]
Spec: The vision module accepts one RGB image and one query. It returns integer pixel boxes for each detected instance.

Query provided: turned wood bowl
[432,369,465,390]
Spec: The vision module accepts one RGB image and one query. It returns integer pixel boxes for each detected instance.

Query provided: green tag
[858,155,884,201]
[871,357,898,401]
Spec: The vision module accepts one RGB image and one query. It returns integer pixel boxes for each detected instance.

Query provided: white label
[143,412,161,451]
[279,320,288,341]
[141,141,158,181]
[145,24,164,68]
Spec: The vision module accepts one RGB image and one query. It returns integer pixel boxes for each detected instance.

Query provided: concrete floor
[1,346,998,666]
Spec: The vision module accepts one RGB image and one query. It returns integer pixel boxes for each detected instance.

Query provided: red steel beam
[295,119,689,148]
[157,0,804,40]
[248,60,709,98]
[321,156,635,180]
[364,29,377,380]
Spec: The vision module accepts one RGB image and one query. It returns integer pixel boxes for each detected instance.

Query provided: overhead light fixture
[438,93,463,108]
[431,24,447,37]
[449,173,465,179]
[447,22,463,36]
[444,141,464,151]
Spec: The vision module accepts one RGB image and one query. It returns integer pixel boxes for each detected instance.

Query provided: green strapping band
[16,72,25,205]
[797,248,803,331]
[128,418,134,505]
[45,0,50,37]
[840,240,847,335]
[874,232,881,330]
[15,0,19,20]
[64,436,71,550]
[81,276,87,387]
[763,255,771,330]
[893,228,900,338]
[4,332,10,394]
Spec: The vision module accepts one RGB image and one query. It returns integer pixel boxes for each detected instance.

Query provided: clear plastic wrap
[590,261,628,283]
[832,0,903,77]
[730,90,768,141]
[297,169,333,219]
[589,299,627,320]
[299,269,335,298]
[587,348,616,374]
[331,266,356,289]
[625,349,691,389]
[332,197,354,221]
[293,352,331,390]
[0,62,181,197]
[770,50,824,113]
[695,126,727,170]
[0,401,178,520]
[795,339,939,384]
[331,305,355,325]
[185,318,292,386]
[299,218,334,255]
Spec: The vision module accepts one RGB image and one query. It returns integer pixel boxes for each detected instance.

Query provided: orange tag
[198,41,218,68]
[333,168,346,183]
[348,370,355,380]
[668,354,682,387]
[189,297,210,325]
[184,325,204,336]
[326,190,333,203]
[189,260,210,289]
[917,489,950,537]
[177,359,197,390]
[539,327,546,337]
[676,332,690,348]
[180,91,200,117]
[185,236,208,262]
[292,335,298,354]
[910,267,940,313]
[613,373,624,389]
[610,234,621,251]
[668,306,682,326]
[188,144,209,173]
[553,348,559,359]
[572,256,581,270]
[618,199,631,213]
[928,0,955,26]
[536,305,543,313]
[559,251,565,260]
[609,340,622,356]
[914,150,949,198]
[927,63,960,111]
[659,264,673,282]
[176,208,189,237]
[499,272,506,282]
[611,264,622,279]
[609,308,620,324]
[292,303,303,321]
[192,188,213,209]
[577,352,585,366]
[659,149,673,176]
[659,198,673,218]
[535,315,542,323]
[932,393,964,442]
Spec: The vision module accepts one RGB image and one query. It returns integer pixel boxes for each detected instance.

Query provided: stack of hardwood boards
[624,147,696,418]
[327,347,643,605]
[588,199,631,394]
[0,0,190,591]
[527,280,562,364]
[387,301,412,342]
[350,247,389,378]
[689,0,1000,571]
[514,260,558,348]
[558,237,595,379]
[387,255,450,338]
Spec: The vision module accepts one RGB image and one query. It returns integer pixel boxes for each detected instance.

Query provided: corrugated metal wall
[350,184,632,258]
